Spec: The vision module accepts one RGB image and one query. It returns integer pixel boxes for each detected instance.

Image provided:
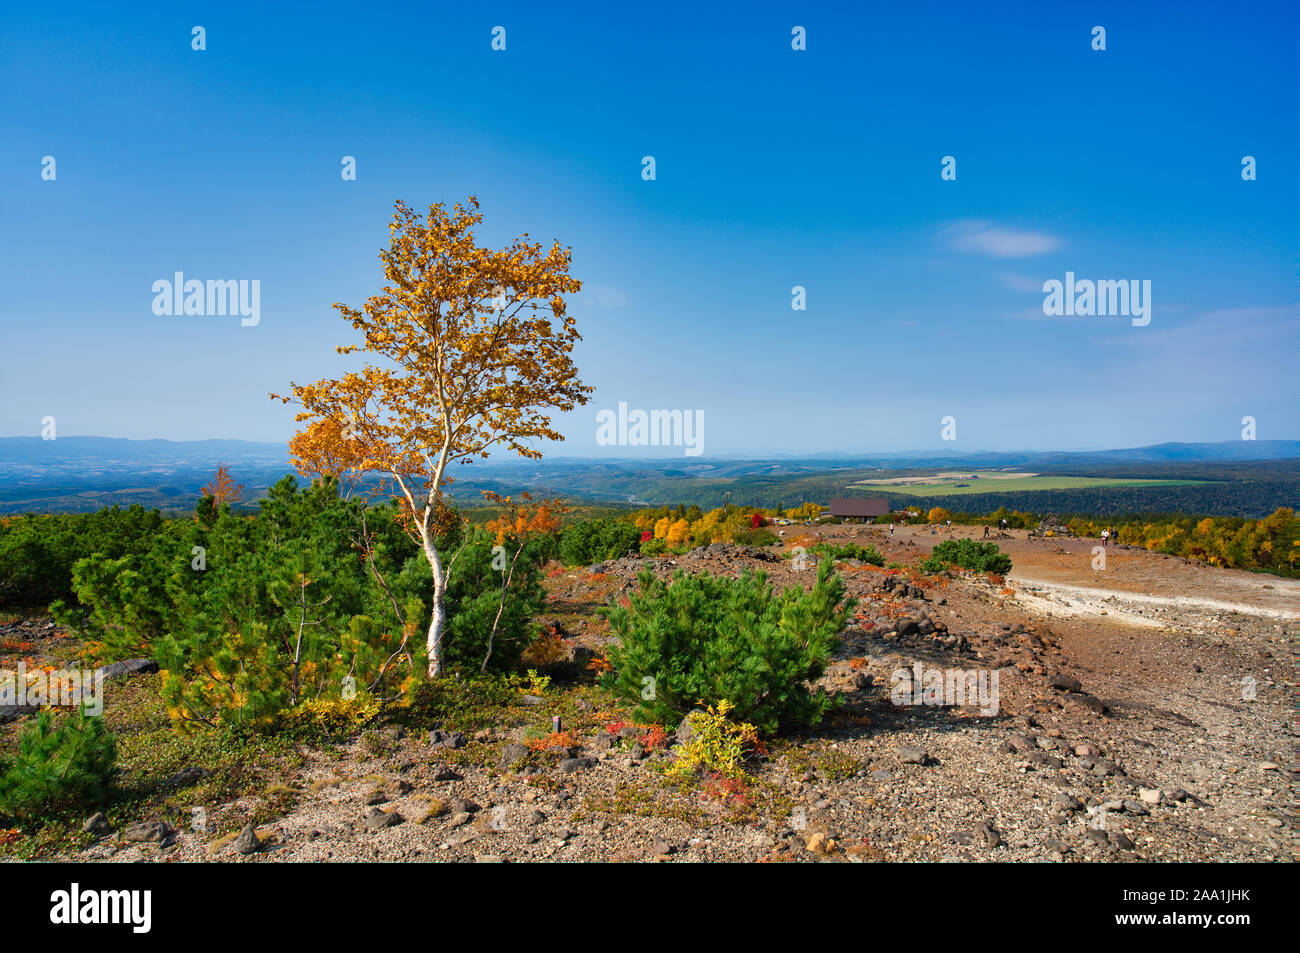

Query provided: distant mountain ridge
[1,436,1296,467]
[0,436,1295,515]
[0,436,289,468]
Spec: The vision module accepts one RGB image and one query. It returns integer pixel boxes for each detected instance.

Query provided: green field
[855,475,1213,497]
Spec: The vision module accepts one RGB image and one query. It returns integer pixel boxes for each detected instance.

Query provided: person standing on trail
[890,522,895,537]
[1101,528,1110,548]
[983,524,990,539]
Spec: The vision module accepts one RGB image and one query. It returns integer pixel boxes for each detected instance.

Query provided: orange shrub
[526,730,579,752]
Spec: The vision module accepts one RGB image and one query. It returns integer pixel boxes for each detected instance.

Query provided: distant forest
[884,462,1295,520]
[0,458,1294,521]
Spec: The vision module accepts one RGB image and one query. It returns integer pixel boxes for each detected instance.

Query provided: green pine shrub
[810,541,884,565]
[0,506,170,610]
[731,527,779,547]
[558,518,641,566]
[602,560,854,733]
[0,709,117,819]
[919,538,1013,575]
[56,477,545,730]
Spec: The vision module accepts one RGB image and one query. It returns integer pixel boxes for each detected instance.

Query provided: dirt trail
[1010,576,1297,626]
[802,522,1298,616]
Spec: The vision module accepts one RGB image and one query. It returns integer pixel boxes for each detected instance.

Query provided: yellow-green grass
[862,476,1212,497]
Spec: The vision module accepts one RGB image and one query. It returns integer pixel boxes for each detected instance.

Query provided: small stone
[499,742,529,766]
[977,822,1000,849]
[1049,673,1082,693]
[1053,793,1083,812]
[124,820,174,843]
[1067,693,1108,715]
[233,823,261,855]
[385,778,413,798]
[94,658,159,682]
[448,798,480,815]
[415,802,447,824]
[1138,787,1163,806]
[558,756,596,774]
[82,812,112,837]
[896,746,929,765]
[167,766,210,788]
[1028,751,1064,770]
[365,808,404,830]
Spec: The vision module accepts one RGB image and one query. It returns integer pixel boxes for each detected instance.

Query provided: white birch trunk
[422,533,447,677]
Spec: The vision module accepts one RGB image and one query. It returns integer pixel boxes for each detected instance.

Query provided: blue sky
[1,0,1295,457]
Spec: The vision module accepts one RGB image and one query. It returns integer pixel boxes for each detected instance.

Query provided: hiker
[982,525,989,539]
[889,522,895,537]
[1101,528,1110,547]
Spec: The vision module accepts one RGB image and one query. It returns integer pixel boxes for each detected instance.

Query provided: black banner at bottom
[1,860,1276,941]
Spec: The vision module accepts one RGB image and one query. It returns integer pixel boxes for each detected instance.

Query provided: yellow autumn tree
[288,416,374,499]
[201,463,244,506]
[480,491,564,673]
[665,518,691,547]
[273,196,589,677]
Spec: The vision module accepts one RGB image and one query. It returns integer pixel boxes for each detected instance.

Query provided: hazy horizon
[3,432,1297,463]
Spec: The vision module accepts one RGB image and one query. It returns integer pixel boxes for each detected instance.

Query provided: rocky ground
[7,524,1296,863]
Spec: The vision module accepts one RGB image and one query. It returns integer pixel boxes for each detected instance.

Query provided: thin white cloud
[583,285,629,309]
[1093,305,1293,348]
[942,220,1062,258]
[997,272,1046,293]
